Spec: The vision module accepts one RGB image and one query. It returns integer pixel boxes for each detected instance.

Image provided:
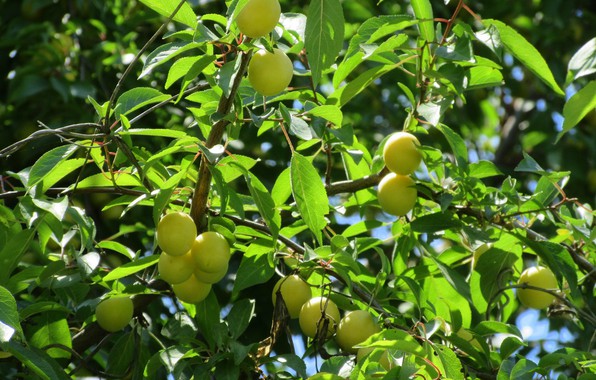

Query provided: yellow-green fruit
[336,310,381,353]
[157,212,197,256]
[95,296,134,332]
[272,275,312,318]
[383,132,422,175]
[172,274,212,304]
[194,264,228,284]
[248,48,293,96]
[236,0,281,39]
[377,173,417,216]
[356,347,392,370]
[517,266,558,309]
[299,296,340,339]
[158,251,194,285]
[191,231,231,274]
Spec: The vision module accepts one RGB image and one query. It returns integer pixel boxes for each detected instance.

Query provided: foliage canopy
[0,0,595,379]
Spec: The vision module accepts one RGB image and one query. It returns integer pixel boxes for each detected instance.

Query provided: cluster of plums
[237,0,294,97]
[378,131,422,216]
[272,274,393,369]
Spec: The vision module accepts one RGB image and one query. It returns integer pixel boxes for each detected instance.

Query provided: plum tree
[517,266,558,309]
[383,132,422,175]
[235,0,281,39]
[95,296,134,333]
[172,274,212,304]
[299,296,340,339]
[271,274,312,318]
[377,173,417,216]
[335,310,381,353]
[191,231,231,274]
[248,48,293,96]
[158,251,194,284]
[157,212,197,256]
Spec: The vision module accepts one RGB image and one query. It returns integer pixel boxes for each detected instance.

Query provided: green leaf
[482,20,564,96]
[117,128,189,138]
[514,152,545,174]
[162,312,198,344]
[557,80,596,142]
[272,354,308,379]
[28,144,79,190]
[342,220,384,238]
[0,286,22,343]
[411,212,462,233]
[102,255,159,282]
[290,153,328,244]
[567,37,596,82]
[417,97,453,126]
[305,0,344,86]
[471,247,518,313]
[107,333,135,376]
[165,55,215,89]
[74,172,143,188]
[217,155,258,183]
[434,123,469,170]
[411,0,434,41]
[115,87,170,118]
[194,292,226,349]
[28,312,72,359]
[474,321,522,338]
[469,160,503,178]
[97,240,136,260]
[289,115,313,141]
[244,172,281,241]
[307,105,343,126]
[0,228,37,285]
[8,342,70,380]
[226,298,255,339]
[41,158,87,191]
[434,344,465,380]
[138,0,197,29]
[139,41,197,79]
[19,302,72,321]
[232,240,275,298]
[328,64,399,107]
[468,65,504,90]
[271,167,292,207]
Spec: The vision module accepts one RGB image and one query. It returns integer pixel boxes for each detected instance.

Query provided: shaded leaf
[232,240,275,298]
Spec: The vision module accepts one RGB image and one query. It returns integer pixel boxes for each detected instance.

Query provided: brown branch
[190,49,253,230]
[325,167,389,195]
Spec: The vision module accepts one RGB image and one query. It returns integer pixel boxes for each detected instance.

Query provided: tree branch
[190,50,253,230]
